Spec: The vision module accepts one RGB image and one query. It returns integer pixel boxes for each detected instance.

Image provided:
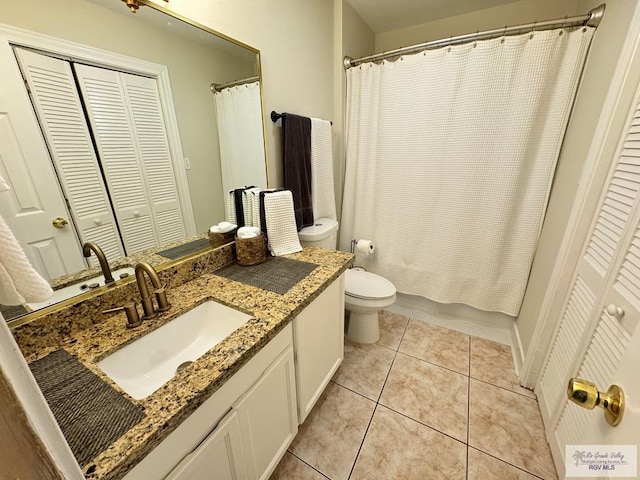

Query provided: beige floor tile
[351,405,466,480]
[332,340,395,400]
[399,320,470,374]
[470,337,535,398]
[469,379,558,480]
[288,382,375,480]
[468,448,541,480]
[270,452,327,480]
[379,352,468,442]
[377,310,409,350]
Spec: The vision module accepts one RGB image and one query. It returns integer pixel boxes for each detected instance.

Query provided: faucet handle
[102,302,142,328]
[154,287,171,313]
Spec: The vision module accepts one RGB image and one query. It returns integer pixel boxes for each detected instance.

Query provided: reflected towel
[0,212,52,305]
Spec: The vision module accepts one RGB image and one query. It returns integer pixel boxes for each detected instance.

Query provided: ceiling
[346,0,525,34]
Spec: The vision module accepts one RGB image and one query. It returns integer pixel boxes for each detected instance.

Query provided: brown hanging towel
[282,113,313,230]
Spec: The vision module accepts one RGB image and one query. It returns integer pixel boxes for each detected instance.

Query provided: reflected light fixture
[121,0,169,14]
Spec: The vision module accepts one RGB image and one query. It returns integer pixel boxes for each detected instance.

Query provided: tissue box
[208,228,236,248]
[235,233,266,266]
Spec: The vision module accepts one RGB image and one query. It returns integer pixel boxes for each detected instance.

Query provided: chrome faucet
[82,242,115,284]
[135,262,171,319]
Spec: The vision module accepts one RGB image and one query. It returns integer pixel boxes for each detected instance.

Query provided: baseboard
[511,321,525,378]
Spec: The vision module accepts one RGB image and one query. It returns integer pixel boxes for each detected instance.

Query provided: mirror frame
[4,0,270,328]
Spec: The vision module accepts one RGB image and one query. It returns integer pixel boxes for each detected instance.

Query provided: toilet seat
[345,269,396,300]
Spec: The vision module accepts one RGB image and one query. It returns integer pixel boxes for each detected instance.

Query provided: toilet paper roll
[356,239,375,255]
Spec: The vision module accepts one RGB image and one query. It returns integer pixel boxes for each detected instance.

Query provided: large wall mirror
[0,0,269,321]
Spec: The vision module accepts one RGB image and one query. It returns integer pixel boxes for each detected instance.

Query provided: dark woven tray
[215,256,318,294]
[158,238,211,260]
[29,350,145,466]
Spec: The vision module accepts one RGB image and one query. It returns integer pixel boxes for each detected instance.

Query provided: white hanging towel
[0,212,52,305]
[263,191,303,256]
[243,187,261,227]
[225,189,237,224]
[310,118,336,220]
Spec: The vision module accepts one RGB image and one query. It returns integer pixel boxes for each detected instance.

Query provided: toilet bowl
[298,220,396,344]
[344,268,396,343]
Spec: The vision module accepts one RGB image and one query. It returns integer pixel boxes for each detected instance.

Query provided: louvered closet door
[14,48,124,266]
[74,65,185,253]
[120,73,186,244]
[537,79,640,476]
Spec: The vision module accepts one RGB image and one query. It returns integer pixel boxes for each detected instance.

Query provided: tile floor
[271,310,558,480]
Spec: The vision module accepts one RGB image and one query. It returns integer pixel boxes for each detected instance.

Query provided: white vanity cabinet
[123,273,345,480]
[165,345,297,480]
[164,409,248,480]
[293,273,345,423]
[123,324,297,480]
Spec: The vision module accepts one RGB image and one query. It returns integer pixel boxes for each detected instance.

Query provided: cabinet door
[234,345,297,480]
[164,409,248,480]
[294,274,345,423]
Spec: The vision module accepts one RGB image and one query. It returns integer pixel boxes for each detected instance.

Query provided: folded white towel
[209,225,221,233]
[264,191,302,256]
[0,213,52,305]
[311,117,336,221]
[217,221,237,233]
[237,226,261,239]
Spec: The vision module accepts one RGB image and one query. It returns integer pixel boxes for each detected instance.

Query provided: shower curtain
[214,81,266,193]
[340,27,594,316]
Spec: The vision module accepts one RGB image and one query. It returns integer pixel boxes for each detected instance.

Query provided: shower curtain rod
[343,4,605,69]
[210,75,260,93]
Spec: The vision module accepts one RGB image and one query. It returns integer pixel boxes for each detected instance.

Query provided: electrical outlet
[184,157,191,170]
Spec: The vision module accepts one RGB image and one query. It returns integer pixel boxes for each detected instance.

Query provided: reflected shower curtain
[340,28,594,316]
[214,81,267,193]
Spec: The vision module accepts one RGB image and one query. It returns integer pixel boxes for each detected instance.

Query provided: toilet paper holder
[350,238,375,256]
[350,238,358,254]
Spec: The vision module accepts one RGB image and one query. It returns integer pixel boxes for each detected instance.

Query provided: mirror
[0,0,269,320]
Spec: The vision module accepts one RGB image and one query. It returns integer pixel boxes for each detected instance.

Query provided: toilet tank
[298,218,338,249]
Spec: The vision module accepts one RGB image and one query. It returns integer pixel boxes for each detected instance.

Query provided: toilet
[299,218,397,344]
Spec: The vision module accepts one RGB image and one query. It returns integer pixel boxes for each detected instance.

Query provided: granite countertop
[23,247,353,480]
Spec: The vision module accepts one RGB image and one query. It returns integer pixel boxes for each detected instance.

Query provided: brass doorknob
[52,217,69,229]
[567,378,624,426]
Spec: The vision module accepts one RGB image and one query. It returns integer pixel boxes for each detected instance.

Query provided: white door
[578,326,640,477]
[14,48,125,265]
[536,38,640,477]
[0,38,85,280]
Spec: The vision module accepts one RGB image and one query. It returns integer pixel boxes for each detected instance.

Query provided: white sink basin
[97,301,253,400]
[27,267,135,310]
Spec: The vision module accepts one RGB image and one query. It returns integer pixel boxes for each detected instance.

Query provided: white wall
[375,0,580,52]
[150,0,335,191]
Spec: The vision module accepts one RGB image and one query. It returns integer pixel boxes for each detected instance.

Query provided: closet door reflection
[15,47,123,265]
[75,64,186,252]
[16,48,187,263]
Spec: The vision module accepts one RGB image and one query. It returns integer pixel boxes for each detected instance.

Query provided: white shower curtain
[214,81,267,192]
[340,27,594,316]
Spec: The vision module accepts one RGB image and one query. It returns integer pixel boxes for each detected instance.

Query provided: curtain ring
[529,21,536,39]
[501,25,507,43]
[473,31,478,48]
[447,34,452,52]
